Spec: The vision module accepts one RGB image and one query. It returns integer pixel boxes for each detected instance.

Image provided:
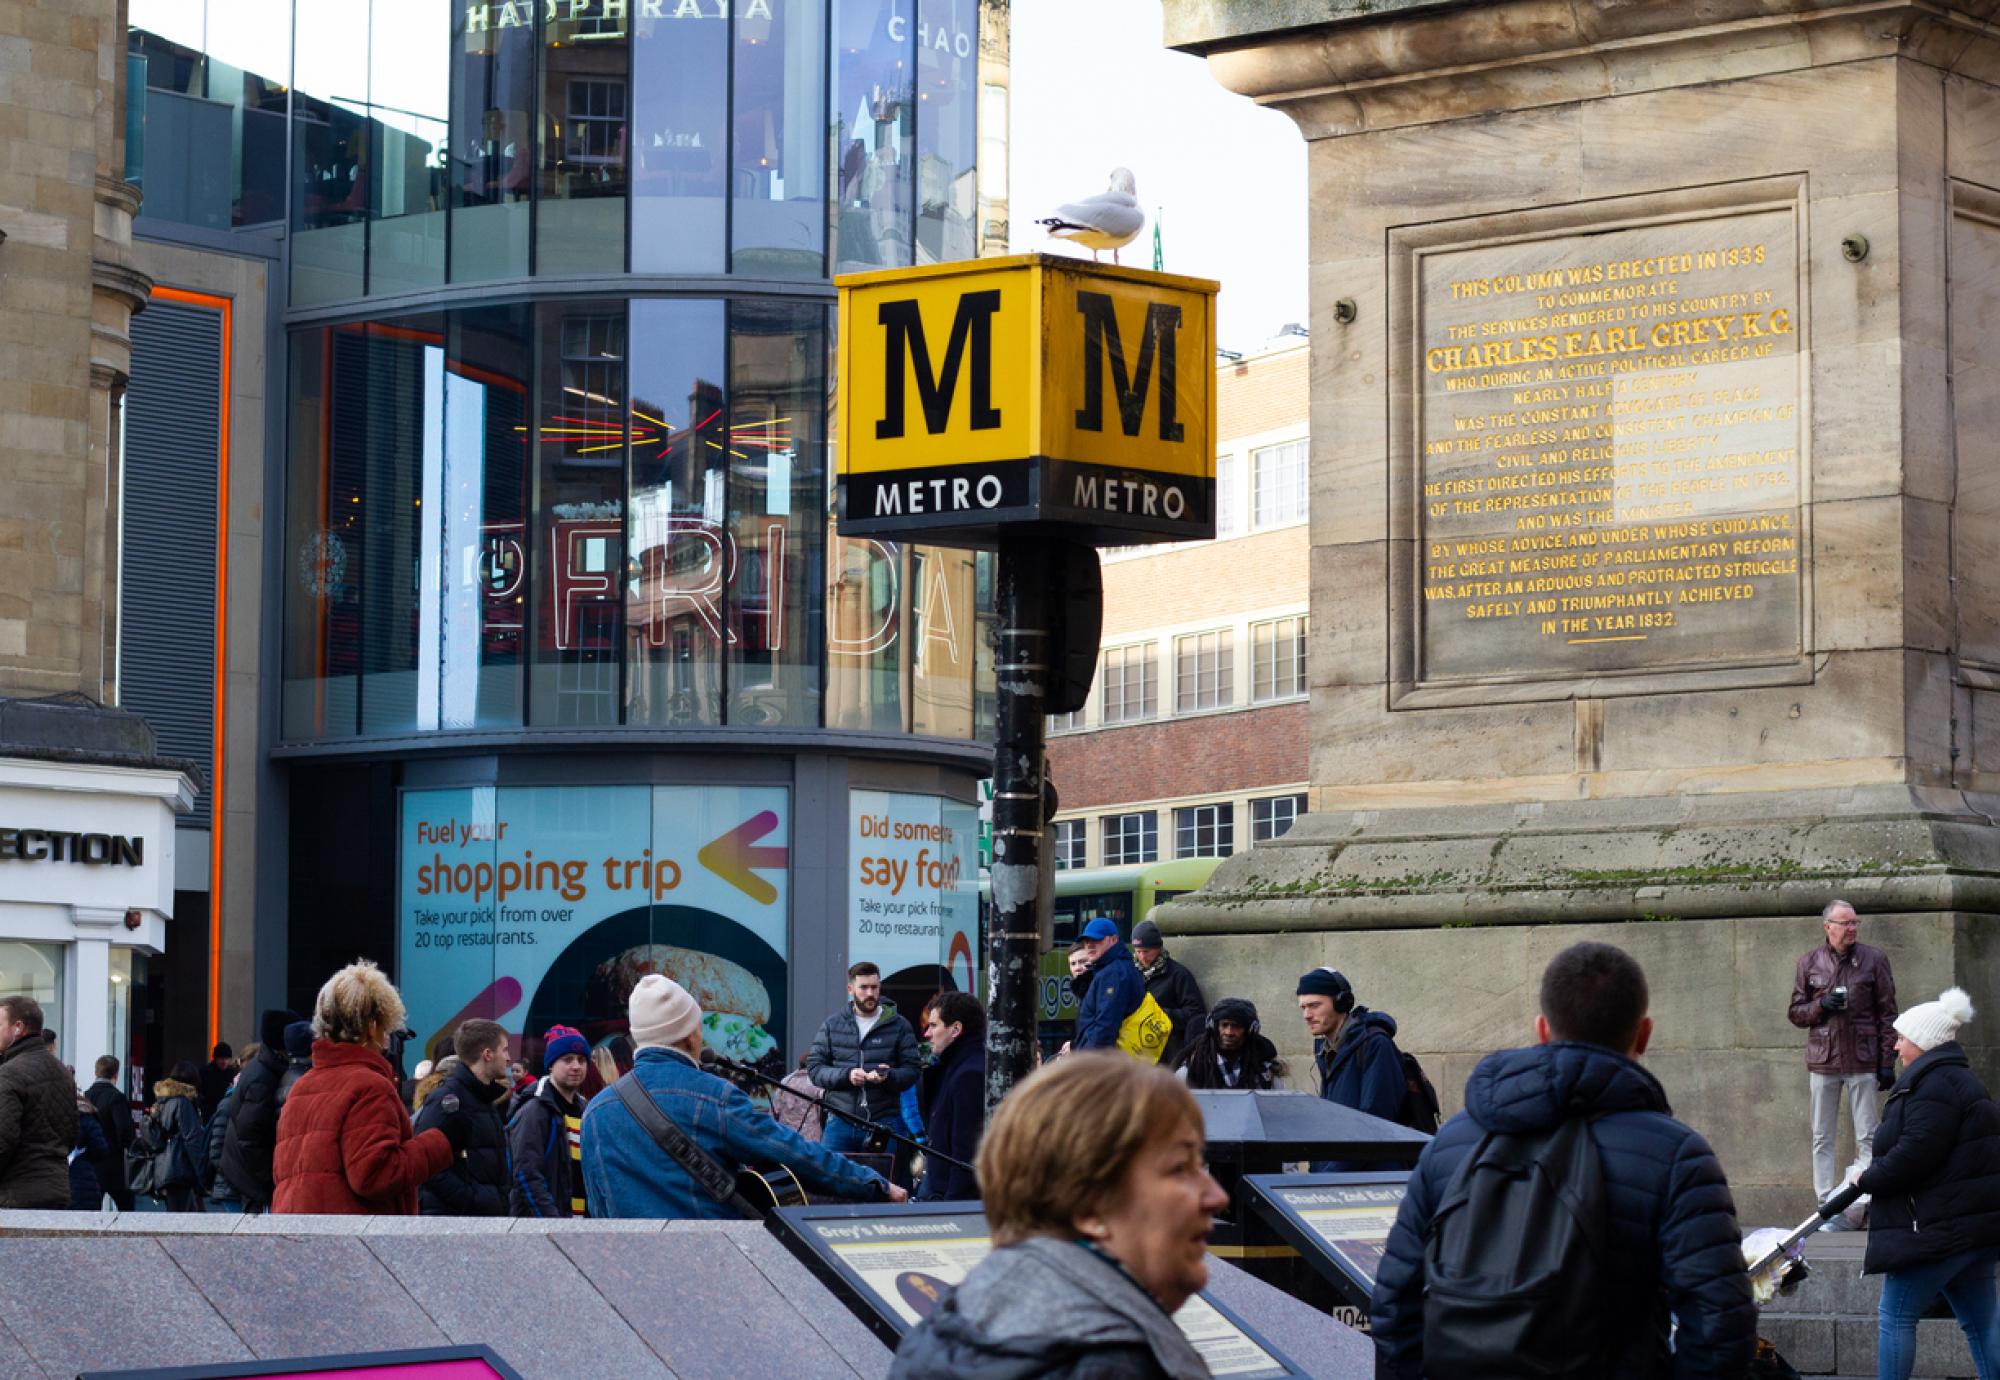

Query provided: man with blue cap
[1067,917,1147,1053]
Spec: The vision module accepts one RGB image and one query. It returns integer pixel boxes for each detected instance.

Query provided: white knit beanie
[1894,987,1975,1053]
[629,974,702,1051]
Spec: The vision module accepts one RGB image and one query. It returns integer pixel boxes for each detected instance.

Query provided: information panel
[1243,1172,1409,1309]
[770,1203,1303,1377]
[1415,207,1802,682]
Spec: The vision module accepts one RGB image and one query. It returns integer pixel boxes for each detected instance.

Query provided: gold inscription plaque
[1415,209,1803,681]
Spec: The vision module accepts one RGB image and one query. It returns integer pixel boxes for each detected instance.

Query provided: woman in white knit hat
[1850,986,2000,1378]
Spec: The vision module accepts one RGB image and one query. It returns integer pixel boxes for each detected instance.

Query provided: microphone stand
[703,1052,973,1174]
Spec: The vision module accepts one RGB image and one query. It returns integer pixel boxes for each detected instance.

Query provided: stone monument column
[1160,0,2000,1219]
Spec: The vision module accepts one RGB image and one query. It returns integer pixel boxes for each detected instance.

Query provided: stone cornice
[90,258,152,314]
[1172,0,2000,139]
[93,174,141,218]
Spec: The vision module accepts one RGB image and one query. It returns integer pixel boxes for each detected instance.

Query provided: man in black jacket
[84,1054,135,1211]
[1132,920,1206,1066]
[806,963,922,1170]
[0,996,78,1209]
[1369,942,1754,1378]
[413,1018,511,1216]
[219,1009,298,1210]
[915,992,984,1201]
[508,1024,590,1217]
[195,1042,236,1123]
[277,1019,314,1106]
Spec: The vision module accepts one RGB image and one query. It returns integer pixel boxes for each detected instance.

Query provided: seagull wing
[1043,190,1144,240]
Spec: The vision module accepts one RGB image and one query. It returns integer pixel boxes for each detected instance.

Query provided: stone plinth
[1160,0,2000,1212]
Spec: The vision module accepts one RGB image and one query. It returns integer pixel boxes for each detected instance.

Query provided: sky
[1005,0,1310,354]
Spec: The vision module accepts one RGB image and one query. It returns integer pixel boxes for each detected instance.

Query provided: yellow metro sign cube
[836,253,1219,546]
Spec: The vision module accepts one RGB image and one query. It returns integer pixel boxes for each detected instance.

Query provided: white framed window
[1252,616,1308,702]
[1048,709,1084,734]
[1252,438,1308,528]
[1175,629,1233,713]
[1101,811,1158,865]
[1216,451,1239,536]
[1052,819,1087,870]
[1251,794,1307,843]
[1100,643,1157,723]
[1175,803,1234,858]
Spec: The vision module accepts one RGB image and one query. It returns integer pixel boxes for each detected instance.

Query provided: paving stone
[0,1237,250,1377]
[556,1230,872,1380]
[729,1222,899,1364]
[0,1312,48,1380]
[366,1233,671,1380]
[160,1235,447,1360]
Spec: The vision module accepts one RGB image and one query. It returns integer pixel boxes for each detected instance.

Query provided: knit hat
[1296,967,1353,1002]
[1894,987,1975,1053]
[629,974,702,1050]
[542,1024,589,1067]
[1132,919,1164,949]
[1210,997,1259,1031]
[282,1019,315,1061]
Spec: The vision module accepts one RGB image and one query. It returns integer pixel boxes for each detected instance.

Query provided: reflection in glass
[0,942,63,1036]
[291,3,369,303]
[440,306,531,727]
[975,549,997,736]
[627,301,725,726]
[282,327,361,737]
[538,6,627,275]
[451,2,536,282]
[910,546,977,737]
[630,3,726,274]
[360,317,446,736]
[733,0,826,276]
[371,0,450,293]
[833,0,914,273]
[915,0,978,264]
[729,300,826,726]
[827,537,904,731]
[532,303,627,725]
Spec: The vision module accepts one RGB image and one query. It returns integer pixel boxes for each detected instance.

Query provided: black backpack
[1421,1113,1609,1378]
[1397,1050,1441,1133]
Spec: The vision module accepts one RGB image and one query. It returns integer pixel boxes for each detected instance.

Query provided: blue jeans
[1879,1246,2000,1380]
[823,1108,911,1187]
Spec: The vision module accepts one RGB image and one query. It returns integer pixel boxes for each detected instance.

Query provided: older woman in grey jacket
[890,1054,1229,1379]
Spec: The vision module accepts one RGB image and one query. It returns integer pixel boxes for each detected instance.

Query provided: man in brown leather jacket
[1787,900,1898,1216]
[0,994,79,1208]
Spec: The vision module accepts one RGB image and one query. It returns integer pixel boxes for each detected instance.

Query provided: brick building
[1045,335,1310,870]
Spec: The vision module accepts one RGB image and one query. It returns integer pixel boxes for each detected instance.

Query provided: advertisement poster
[780,1207,1297,1379]
[399,785,790,1079]
[847,790,980,1012]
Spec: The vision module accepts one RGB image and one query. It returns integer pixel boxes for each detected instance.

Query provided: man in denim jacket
[583,974,904,1219]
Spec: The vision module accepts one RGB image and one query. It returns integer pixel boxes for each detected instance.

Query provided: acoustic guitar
[735,1165,812,1214]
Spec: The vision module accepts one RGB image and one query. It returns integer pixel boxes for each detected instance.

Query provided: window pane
[1175,803,1233,858]
[733,0,827,276]
[369,0,449,293]
[1053,819,1085,870]
[1102,812,1157,866]
[626,299,725,726]
[1216,452,1237,536]
[1175,630,1231,711]
[1252,439,1308,527]
[631,1,726,274]
[1251,794,1306,842]
[827,536,905,731]
[450,2,535,282]
[911,547,978,737]
[291,4,369,303]
[729,299,826,725]
[358,318,446,736]
[538,7,627,275]
[530,302,626,725]
[439,305,530,728]
[283,328,360,737]
[206,0,291,226]
[834,0,914,273]
[915,0,978,265]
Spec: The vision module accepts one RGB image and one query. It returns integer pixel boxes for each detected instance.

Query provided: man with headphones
[1298,967,1408,1170]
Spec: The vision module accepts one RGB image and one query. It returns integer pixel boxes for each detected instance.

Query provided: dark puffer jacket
[806,1001,922,1123]
[507,1077,585,1218]
[412,1059,509,1216]
[220,1012,297,1207]
[1370,1041,1755,1379]
[1857,1041,2000,1275]
[1310,1007,1406,1172]
[1073,943,1146,1052]
[890,1236,1209,1379]
[1139,953,1206,1066]
[0,1035,80,1208]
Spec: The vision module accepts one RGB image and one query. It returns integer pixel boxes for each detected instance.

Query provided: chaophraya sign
[835,254,1219,547]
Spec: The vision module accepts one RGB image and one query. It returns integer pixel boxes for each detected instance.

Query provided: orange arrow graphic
[699,809,788,904]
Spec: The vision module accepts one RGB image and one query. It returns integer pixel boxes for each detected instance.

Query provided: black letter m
[875,291,1004,438]
[1073,292,1185,441]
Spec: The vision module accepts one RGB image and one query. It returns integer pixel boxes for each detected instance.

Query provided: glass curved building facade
[127,0,1007,1065]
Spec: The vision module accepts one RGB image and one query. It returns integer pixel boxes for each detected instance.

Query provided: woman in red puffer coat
[273,961,458,1214]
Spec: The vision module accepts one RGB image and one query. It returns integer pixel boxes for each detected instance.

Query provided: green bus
[1033,858,1223,1028]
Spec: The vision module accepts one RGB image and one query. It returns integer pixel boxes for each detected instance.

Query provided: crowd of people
[1,896,1996,1378]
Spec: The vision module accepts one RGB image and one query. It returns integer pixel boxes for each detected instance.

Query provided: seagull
[1037,168,1146,264]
